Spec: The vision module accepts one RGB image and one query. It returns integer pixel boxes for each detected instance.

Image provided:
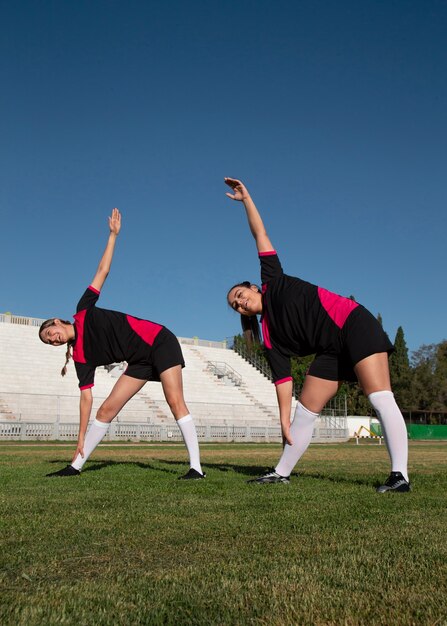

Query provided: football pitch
[1,441,446,626]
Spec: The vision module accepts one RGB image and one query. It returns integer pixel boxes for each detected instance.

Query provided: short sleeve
[265,346,292,386]
[75,362,96,389]
[259,251,283,286]
[76,286,100,313]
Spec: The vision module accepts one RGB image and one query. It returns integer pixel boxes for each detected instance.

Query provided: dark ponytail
[240,313,261,349]
[38,318,74,377]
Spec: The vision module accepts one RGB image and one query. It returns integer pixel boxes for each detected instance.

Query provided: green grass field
[1,441,446,626]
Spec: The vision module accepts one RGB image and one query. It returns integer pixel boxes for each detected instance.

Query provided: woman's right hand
[224,177,250,202]
[281,422,293,447]
[72,441,85,463]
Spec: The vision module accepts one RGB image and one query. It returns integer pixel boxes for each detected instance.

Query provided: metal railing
[0,313,43,326]
[232,342,273,381]
[0,419,349,443]
[207,362,243,386]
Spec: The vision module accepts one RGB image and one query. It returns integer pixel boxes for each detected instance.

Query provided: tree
[340,382,372,416]
[410,344,438,411]
[389,326,412,408]
[433,341,447,410]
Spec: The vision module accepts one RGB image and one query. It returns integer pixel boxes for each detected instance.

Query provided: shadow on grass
[46,459,179,476]
[160,459,267,477]
[46,458,266,478]
[298,470,375,488]
[46,460,376,487]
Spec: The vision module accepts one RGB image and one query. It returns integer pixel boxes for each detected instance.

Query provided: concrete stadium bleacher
[0,316,286,427]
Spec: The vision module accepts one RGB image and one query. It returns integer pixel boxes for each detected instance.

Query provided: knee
[295,400,319,421]
[368,390,397,414]
[298,395,325,415]
[165,395,188,419]
[96,400,117,423]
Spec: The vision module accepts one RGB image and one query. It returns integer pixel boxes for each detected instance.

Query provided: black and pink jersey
[260,251,359,385]
[73,286,164,389]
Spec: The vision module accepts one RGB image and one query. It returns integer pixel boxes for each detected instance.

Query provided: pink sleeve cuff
[80,384,94,390]
[259,250,277,257]
[274,377,293,386]
[88,286,100,294]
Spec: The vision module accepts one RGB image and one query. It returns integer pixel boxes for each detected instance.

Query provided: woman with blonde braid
[225,178,410,493]
[40,208,205,480]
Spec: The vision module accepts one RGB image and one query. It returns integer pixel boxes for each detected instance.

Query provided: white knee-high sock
[176,414,202,474]
[71,419,110,471]
[368,390,409,481]
[275,401,319,478]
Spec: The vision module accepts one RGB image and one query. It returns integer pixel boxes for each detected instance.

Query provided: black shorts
[307,305,394,382]
[124,327,185,382]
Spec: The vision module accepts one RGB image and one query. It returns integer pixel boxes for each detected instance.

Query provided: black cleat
[46,465,81,477]
[247,469,290,484]
[376,471,411,493]
[178,468,206,480]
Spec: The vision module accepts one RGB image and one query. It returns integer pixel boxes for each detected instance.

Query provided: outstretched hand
[224,177,250,202]
[109,208,121,235]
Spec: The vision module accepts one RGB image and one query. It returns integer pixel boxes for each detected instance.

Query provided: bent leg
[159,365,189,419]
[96,374,148,423]
[275,376,340,477]
[354,352,391,396]
[72,375,147,471]
[355,353,409,482]
[300,375,342,414]
[160,366,203,475]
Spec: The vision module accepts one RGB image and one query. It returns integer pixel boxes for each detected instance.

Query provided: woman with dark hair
[225,178,410,493]
[40,208,205,480]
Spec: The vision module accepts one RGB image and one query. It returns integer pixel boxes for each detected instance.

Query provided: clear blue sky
[1,0,446,356]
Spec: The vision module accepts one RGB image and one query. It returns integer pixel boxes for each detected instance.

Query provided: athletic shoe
[376,471,411,493]
[247,469,290,484]
[46,465,81,477]
[178,468,206,480]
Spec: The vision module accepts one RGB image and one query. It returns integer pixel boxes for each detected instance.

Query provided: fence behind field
[0,417,349,443]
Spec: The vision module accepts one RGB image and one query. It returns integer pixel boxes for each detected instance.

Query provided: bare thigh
[97,374,147,423]
[354,352,391,396]
[159,365,189,420]
[300,375,342,413]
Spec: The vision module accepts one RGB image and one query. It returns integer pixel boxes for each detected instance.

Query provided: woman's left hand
[224,177,250,202]
[109,208,121,235]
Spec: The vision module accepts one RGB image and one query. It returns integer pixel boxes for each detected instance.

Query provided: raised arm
[90,208,122,292]
[224,178,274,253]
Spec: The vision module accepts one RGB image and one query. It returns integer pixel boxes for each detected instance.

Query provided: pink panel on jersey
[73,309,87,363]
[259,250,277,256]
[261,284,272,349]
[318,287,358,329]
[126,315,163,346]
